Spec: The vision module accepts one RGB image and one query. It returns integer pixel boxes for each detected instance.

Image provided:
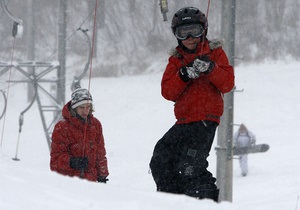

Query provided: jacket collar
[175,40,211,58]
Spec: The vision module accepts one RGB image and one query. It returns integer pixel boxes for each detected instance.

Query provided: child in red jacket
[150,7,234,202]
[50,88,109,183]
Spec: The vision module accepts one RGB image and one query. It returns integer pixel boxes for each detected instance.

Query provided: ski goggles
[175,24,204,40]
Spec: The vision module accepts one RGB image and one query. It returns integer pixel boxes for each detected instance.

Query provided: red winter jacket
[162,39,235,124]
[50,101,109,181]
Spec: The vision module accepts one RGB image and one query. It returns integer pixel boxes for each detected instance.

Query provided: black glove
[179,65,200,82]
[70,157,89,171]
[179,55,214,82]
[193,55,215,74]
[97,176,109,183]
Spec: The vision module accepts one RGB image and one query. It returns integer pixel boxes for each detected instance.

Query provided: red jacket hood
[62,101,94,129]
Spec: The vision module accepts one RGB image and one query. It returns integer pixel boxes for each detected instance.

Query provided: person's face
[239,126,247,133]
[75,103,91,119]
[181,37,200,50]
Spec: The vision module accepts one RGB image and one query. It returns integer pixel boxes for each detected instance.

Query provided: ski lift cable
[80,0,99,178]
[0,0,24,147]
[0,38,16,147]
[42,6,95,63]
[205,0,211,20]
[200,0,212,55]
[0,4,5,19]
[87,0,98,93]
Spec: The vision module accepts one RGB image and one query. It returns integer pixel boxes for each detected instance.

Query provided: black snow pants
[149,120,219,202]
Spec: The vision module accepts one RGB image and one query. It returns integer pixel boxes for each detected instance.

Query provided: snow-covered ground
[0,60,299,210]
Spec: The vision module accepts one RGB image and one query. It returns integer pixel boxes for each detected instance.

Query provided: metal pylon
[0,61,63,151]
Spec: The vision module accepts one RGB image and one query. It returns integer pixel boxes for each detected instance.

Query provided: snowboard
[233,144,269,156]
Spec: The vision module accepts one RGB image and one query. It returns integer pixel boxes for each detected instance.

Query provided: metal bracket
[159,0,168,21]
[215,143,233,160]
[234,88,244,92]
[233,86,244,92]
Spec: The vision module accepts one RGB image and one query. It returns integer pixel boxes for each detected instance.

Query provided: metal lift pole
[57,0,67,105]
[216,0,236,202]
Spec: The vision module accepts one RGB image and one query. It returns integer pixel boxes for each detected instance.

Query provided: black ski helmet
[171,7,208,36]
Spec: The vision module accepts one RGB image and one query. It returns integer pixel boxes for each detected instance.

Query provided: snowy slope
[0,60,300,210]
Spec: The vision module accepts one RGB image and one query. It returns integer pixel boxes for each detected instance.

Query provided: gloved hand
[192,55,214,74]
[179,65,200,82]
[179,55,214,82]
[69,157,89,171]
[97,176,109,183]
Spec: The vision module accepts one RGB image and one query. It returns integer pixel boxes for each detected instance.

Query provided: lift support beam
[0,61,62,150]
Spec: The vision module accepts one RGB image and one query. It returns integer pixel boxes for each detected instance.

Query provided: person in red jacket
[50,88,109,183]
[149,7,234,202]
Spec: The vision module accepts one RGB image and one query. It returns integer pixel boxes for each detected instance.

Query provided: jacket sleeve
[161,57,190,101]
[50,121,73,175]
[207,47,235,94]
[96,121,109,178]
